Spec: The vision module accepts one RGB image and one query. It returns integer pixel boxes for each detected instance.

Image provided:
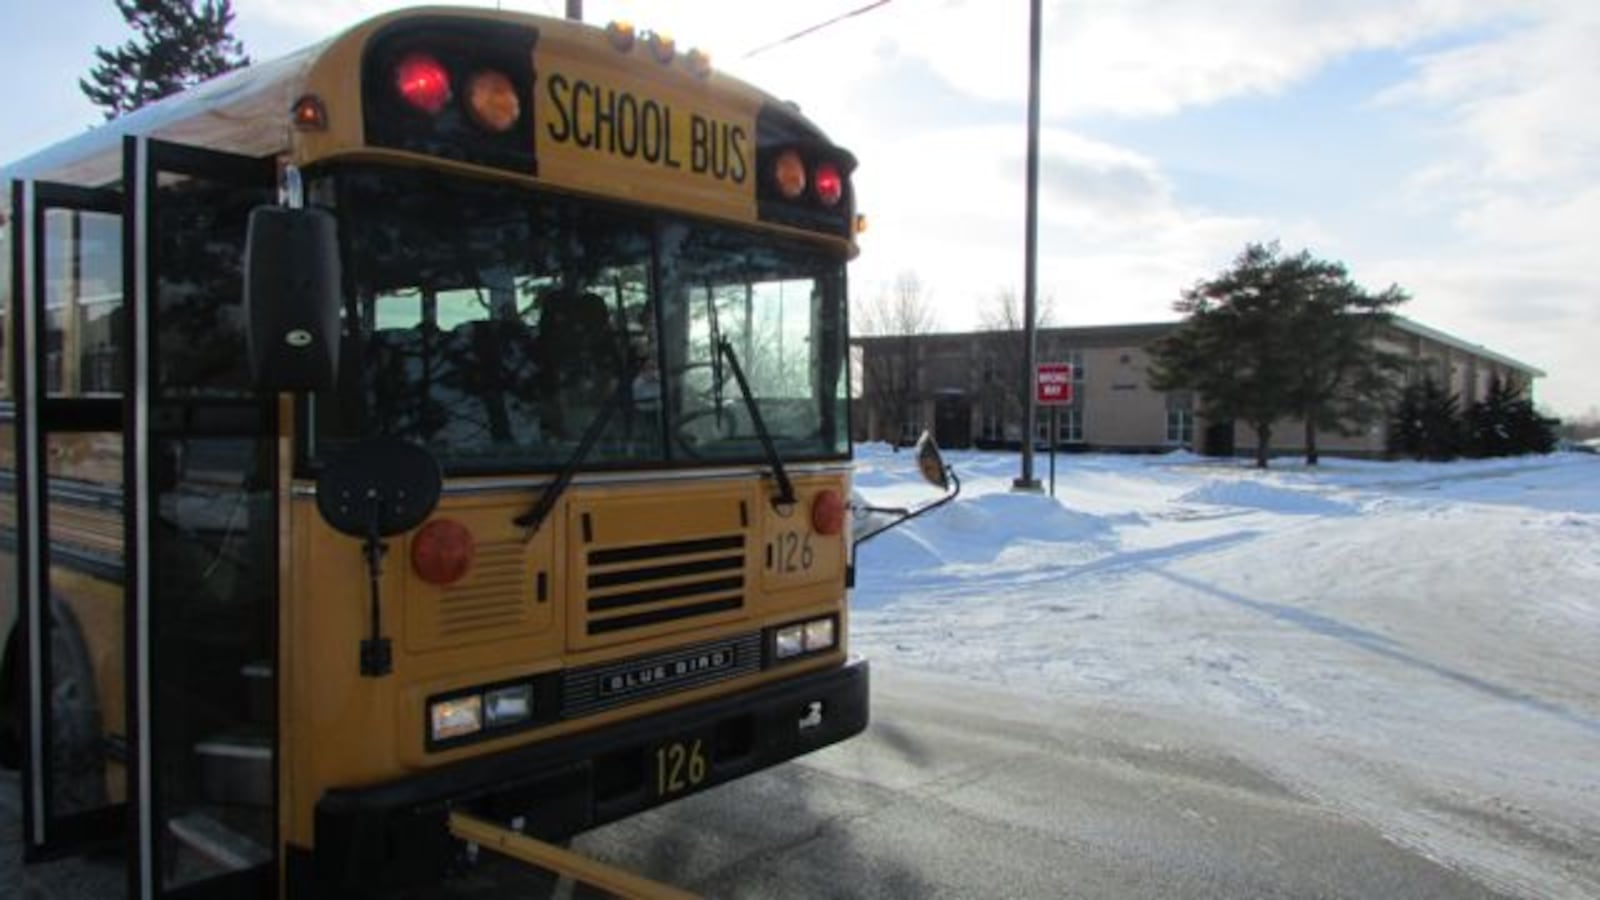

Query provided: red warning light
[395,52,452,115]
[814,161,844,207]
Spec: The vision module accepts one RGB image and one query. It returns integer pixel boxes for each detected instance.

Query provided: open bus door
[13,137,281,898]
[14,179,129,861]
[126,136,280,899]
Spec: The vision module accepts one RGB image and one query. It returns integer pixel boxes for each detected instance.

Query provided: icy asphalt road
[4,665,1515,899]
[444,667,1514,899]
[560,667,1519,898]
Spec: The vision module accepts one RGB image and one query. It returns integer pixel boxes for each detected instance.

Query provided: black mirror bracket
[851,465,961,550]
[359,510,394,678]
[316,438,443,679]
[853,432,960,549]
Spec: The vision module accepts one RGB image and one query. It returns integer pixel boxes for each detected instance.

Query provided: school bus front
[274,10,867,894]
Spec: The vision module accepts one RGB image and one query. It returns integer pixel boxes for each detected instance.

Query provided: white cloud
[761,0,1525,120]
[222,0,1597,414]
[845,121,1266,330]
[1362,0,1600,414]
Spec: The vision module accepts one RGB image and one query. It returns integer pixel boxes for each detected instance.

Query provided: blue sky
[3,0,1596,417]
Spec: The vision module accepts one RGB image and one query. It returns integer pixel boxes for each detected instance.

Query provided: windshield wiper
[513,370,635,536]
[716,336,796,510]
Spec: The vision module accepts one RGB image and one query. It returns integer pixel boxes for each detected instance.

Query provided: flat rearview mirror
[914,431,949,490]
[244,205,342,392]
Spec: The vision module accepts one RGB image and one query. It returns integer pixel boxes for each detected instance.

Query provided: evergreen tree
[1150,242,1403,468]
[1464,377,1558,457]
[81,0,249,120]
[1150,243,1298,468]
[1387,377,1463,461]
[1288,276,1408,465]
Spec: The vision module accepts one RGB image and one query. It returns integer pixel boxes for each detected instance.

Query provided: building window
[979,410,1005,442]
[1035,407,1082,445]
[1166,408,1194,446]
[899,420,922,444]
[1060,407,1083,443]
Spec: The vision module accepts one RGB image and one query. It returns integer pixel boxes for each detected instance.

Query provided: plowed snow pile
[851,446,1600,899]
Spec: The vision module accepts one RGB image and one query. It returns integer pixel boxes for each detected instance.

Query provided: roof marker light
[642,29,676,64]
[291,94,327,131]
[687,48,713,79]
[606,20,636,52]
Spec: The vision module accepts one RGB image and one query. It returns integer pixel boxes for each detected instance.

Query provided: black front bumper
[299,658,868,897]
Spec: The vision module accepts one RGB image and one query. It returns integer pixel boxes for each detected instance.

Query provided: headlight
[775,624,806,660]
[430,695,483,742]
[772,615,838,662]
[485,683,533,726]
[804,617,836,652]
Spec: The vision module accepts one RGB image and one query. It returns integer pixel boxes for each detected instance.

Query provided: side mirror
[914,431,949,490]
[244,205,342,392]
[852,431,960,549]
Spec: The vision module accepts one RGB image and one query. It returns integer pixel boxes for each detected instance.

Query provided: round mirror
[316,437,443,538]
[914,431,950,491]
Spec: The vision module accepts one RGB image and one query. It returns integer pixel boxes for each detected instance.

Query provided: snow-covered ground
[849,446,1600,899]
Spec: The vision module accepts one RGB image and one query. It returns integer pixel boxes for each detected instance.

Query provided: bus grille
[583,534,747,637]
[436,539,530,636]
[561,632,763,718]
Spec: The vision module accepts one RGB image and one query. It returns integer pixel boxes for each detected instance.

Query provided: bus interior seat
[365,324,449,438]
[537,291,621,439]
[442,318,541,445]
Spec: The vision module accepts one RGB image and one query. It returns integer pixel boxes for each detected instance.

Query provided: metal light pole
[1013,0,1043,492]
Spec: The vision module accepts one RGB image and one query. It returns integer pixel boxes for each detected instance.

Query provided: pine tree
[1149,242,1405,468]
[1465,377,1558,457]
[81,0,249,120]
[1387,377,1463,461]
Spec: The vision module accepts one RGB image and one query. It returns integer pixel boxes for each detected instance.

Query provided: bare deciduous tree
[855,271,938,445]
[977,287,1055,438]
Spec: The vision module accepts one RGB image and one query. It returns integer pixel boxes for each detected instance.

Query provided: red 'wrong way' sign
[1036,363,1074,405]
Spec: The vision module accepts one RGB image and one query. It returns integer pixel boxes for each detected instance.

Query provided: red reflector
[811,490,845,537]
[814,161,844,207]
[395,52,452,115]
[411,518,475,585]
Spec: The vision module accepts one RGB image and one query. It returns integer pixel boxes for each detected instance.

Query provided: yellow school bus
[0,8,871,896]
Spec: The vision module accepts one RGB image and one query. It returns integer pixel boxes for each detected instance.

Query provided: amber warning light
[467,69,520,132]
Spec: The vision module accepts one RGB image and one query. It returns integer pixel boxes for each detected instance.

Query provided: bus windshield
[309,167,849,474]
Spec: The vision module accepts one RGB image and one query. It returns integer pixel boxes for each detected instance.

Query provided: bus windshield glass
[309,167,849,474]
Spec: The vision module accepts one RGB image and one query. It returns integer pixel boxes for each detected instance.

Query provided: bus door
[14,179,129,861]
[127,137,279,899]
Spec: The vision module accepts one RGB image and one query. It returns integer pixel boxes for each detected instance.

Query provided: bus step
[168,808,273,872]
[194,733,273,808]
[448,811,697,900]
[242,659,274,725]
